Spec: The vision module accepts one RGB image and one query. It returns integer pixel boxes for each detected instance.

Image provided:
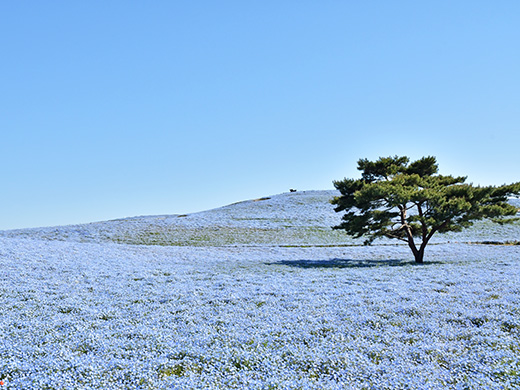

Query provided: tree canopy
[332,156,520,263]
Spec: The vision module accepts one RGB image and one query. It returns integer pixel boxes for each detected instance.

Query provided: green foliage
[332,156,520,262]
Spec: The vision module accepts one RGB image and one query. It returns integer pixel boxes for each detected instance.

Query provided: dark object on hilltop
[332,156,520,263]
[290,189,297,192]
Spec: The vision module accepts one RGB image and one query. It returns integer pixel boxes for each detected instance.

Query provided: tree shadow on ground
[266,258,442,269]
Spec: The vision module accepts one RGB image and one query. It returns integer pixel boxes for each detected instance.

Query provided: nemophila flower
[0,235,519,389]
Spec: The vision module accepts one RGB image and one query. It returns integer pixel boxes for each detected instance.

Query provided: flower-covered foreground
[1,237,519,389]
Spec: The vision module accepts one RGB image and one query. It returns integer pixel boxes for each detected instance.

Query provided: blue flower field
[1,191,519,389]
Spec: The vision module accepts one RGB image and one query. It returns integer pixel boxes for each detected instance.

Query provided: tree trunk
[401,207,427,263]
[414,249,424,263]
[407,240,425,263]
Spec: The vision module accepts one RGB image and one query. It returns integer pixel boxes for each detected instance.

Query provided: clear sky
[1,1,519,230]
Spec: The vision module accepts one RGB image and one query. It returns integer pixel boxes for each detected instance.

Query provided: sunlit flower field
[1,191,519,389]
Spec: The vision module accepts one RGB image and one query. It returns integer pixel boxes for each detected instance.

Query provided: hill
[1,190,519,246]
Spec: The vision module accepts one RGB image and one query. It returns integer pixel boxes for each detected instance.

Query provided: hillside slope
[1,190,519,246]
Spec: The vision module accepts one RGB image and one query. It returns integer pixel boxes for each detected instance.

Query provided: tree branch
[399,204,419,254]
[425,219,450,243]
[417,202,428,242]
[383,231,409,242]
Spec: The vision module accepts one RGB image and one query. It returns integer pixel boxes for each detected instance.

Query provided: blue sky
[1,1,519,229]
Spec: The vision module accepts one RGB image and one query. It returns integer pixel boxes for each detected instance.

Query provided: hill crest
[1,190,518,246]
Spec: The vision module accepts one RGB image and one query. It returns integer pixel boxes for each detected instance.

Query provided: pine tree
[332,156,520,263]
